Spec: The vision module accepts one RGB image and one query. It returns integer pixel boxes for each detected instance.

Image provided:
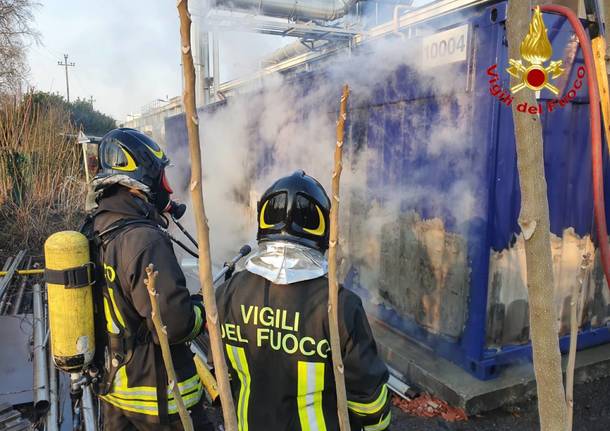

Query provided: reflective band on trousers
[347,384,389,415]
[226,344,251,431]
[364,411,392,431]
[297,361,326,431]
[100,366,203,416]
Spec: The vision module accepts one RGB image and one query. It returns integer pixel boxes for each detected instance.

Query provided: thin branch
[176,1,238,430]
[328,84,351,431]
[145,264,194,431]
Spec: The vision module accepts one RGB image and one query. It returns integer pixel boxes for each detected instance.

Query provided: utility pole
[88,96,95,107]
[57,54,75,103]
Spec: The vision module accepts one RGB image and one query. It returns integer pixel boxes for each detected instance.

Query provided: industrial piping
[214,0,360,21]
[32,283,50,414]
[262,39,329,66]
[539,5,610,291]
[12,258,33,315]
[81,386,97,431]
[46,343,59,431]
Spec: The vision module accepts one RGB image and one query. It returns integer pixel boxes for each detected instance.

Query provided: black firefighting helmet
[94,128,173,212]
[257,170,331,252]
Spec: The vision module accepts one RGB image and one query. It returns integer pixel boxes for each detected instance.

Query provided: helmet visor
[293,194,326,236]
[260,192,287,228]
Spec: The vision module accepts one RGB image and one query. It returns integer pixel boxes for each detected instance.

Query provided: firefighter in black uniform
[216,170,391,431]
[88,128,212,430]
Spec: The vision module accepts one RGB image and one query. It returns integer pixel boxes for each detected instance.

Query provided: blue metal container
[165,0,610,379]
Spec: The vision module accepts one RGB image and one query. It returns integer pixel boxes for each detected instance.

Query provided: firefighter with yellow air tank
[216,170,392,431]
[44,133,389,430]
[79,128,213,430]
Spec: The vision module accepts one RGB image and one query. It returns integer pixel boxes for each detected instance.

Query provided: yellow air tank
[44,231,95,371]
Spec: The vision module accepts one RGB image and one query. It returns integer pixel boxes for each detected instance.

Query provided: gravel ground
[390,376,610,431]
[204,375,610,430]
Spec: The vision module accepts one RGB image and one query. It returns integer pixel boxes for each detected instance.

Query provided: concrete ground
[204,375,610,430]
[389,375,610,430]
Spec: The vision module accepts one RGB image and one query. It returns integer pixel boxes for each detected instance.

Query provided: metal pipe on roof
[214,0,360,21]
[213,32,221,101]
[262,39,329,66]
[33,282,50,414]
[0,250,26,313]
[81,386,97,431]
[11,258,33,315]
[46,342,59,431]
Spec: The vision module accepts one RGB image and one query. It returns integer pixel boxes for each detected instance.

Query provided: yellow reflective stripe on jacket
[347,384,389,415]
[102,366,203,416]
[102,384,203,416]
[364,411,392,431]
[178,305,204,343]
[297,361,327,431]
[226,344,251,431]
[108,288,126,327]
[168,374,201,399]
[101,394,159,415]
[104,287,126,334]
[103,298,120,334]
[168,385,204,414]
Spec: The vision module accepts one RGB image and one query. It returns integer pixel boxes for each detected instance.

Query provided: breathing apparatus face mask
[168,201,187,219]
[154,170,188,220]
[153,170,174,213]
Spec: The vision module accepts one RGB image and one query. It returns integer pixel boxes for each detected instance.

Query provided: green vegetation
[0,93,86,259]
[31,91,116,136]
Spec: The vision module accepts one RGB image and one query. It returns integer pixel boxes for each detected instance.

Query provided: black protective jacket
[92,187,204,424]
[216,270,391,431]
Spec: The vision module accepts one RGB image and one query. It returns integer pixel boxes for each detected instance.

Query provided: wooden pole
[145,264,194,431]
[566,253,591,430]
[506,3,568,430]
[176,2,238,430]
[328,84,351,431]
[599,0,610,88]
[592,37,610,155]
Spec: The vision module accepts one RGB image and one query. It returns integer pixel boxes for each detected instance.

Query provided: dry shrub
[0,94,86,260]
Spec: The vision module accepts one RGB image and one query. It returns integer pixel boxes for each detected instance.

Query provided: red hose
[539,5,610,290]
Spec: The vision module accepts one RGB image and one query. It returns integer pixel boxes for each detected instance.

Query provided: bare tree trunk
[506,3,568,430]
[566,253,591,430]
[145,265,194,431]
[176,2,238,430]
[328,84,351,431]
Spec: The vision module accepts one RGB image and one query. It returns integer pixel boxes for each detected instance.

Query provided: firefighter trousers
[102,399,214,431]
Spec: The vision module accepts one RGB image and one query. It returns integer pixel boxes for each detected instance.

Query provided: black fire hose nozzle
[234,245,252,263]
[212,245,252,284]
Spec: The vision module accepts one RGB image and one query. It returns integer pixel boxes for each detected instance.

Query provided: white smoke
[167,24,477,302]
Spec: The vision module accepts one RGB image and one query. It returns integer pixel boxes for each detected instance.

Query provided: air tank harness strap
[92,218,156,396]
[44,263,94,288]
[97,331,136,396]
[95,286,154,396]
[97,219,158,248]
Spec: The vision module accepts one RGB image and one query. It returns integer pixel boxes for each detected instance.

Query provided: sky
[26,1,288,122]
